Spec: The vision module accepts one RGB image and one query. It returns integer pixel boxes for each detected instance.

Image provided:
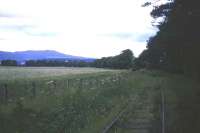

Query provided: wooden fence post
[0,84,8,104]
[0,84,3,103]
[4,84,8,103]
[32,82,36,98]
[70,79,73,88]
[67,79,69,89]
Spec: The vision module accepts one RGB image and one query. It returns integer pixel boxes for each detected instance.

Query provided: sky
[0,0,157,58]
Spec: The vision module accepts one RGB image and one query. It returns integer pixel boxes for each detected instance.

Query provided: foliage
[1,68,200,133]
[0,69,130,133]
[1,49,134,69]
[137,0,200,79]
[25,60,92,67]
[93,49,134,69]
[1,60,17,66]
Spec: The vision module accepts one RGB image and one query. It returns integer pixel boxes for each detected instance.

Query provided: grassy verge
[0,69,130,133]
[107,70,200,133]
[1,68,200,133]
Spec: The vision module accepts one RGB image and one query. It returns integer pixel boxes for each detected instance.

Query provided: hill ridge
[0,50,95,62]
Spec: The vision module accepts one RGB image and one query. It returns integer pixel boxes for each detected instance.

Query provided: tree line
[0,60,18,66]
[135,0,200,79]
[0,49,134,69]
[92,49,134,69]
[0,60,91,67]
[26,60,92,67]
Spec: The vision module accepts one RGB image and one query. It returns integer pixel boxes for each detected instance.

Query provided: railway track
[101,86,166,133]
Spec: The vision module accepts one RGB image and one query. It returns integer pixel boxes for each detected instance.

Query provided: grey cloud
[133,33,155,42]
[0,24,58,37]
[0,11,57,37]
[24,31,58,37]
[0,25,34,31]
[106,33,133,39]
[100,32,156,43]
[0,11,18,18]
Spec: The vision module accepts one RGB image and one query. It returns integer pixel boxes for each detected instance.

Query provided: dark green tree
[137,0,200,78]
[93,49,134,69]
[117,49,134,69]
[1,60,17,66]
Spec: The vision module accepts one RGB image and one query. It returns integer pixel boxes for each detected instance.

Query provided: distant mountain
[0,50,95,62]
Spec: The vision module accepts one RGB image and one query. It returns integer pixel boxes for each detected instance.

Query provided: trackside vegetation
[1,67,200,133]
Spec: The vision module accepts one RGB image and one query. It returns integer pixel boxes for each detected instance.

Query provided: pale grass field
[0,66,120,81]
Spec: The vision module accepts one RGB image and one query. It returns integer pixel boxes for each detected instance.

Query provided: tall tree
[93,49,134,69]
[138,0,200,78]
[1,60,17,66]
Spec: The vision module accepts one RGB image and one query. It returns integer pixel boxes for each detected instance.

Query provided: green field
[0,67,119,81]
[0,67,200,133]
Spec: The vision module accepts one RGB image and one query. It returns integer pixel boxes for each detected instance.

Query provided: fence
[0,73,129,105]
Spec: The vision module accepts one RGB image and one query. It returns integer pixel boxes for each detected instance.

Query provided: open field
[1,67,200,133]
[0,67,119,81]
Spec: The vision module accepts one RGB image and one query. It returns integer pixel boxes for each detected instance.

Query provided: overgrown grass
[0,68,200,133]
[0,67,128,133]
[107,70,200,133]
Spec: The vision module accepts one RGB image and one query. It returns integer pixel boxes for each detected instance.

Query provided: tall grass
[0,68,129,133]
[1,68,200,133]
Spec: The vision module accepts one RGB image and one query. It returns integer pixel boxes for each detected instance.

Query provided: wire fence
[0,73,129,105]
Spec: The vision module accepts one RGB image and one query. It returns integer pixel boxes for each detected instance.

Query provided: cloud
[0,24,58,38]
[0,18,57,38]
[0,11,17,18]
[0,0,156,58]
[0,24,34,31]
[133,33,156,42]
[99,31,156,43]
[100,33,133,39]
[24,31,58,37]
